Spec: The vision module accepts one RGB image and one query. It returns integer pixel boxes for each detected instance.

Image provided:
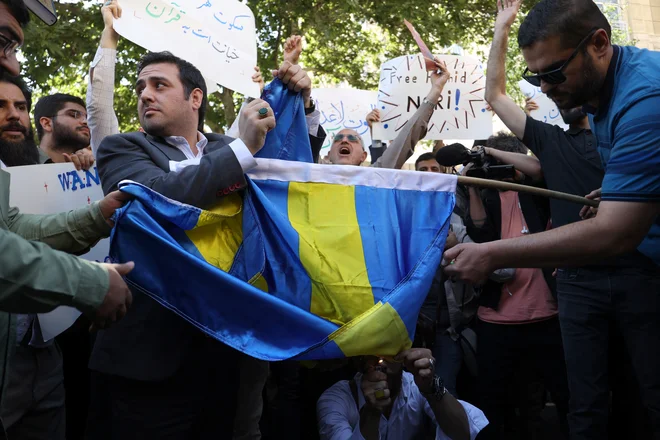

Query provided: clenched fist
[238,99,276,155]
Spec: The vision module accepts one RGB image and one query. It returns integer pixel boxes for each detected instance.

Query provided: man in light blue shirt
[317,348,487,440]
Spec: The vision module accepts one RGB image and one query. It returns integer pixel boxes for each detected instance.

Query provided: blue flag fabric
[255,79,313,163]
[111,80,456,360]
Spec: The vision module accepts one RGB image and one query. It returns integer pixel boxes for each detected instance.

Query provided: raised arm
[372,59,450,169]
[87,0,121,156]
[485,0,527,139]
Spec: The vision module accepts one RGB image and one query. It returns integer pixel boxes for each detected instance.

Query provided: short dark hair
[415,152,438,169]
[137,51,207,131]
[487,132,528,155]
[518,0,611,50]
[1,0,30,28]
[0,72,31,110]
[34,93,86,139]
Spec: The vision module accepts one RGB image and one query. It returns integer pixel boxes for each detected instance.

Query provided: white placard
[114,0,259,98]
[372,54,493,141]
[518,80,568,130]
[314,88,378,154]
[6,164,110,342]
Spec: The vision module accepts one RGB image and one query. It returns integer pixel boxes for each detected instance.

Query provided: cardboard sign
[518,80,568,130]
[114,0,259,97]
[314,88,378,154]
[7,164,110,341]
[372,54,493,141]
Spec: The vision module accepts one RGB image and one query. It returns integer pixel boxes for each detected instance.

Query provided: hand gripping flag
[110,79,456,360]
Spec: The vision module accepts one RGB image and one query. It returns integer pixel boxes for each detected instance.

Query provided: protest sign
[518,80,568,130]
[314,88,378,155]
[114,0,259,97]
[7,164,109,341]
[372,54,492,141]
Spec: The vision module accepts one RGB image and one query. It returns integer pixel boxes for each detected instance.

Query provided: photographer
[463,133,569,440]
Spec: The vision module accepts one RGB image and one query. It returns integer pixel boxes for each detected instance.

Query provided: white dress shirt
[317,372,488,440]
[164,132,256,174]
[87,47,120,157]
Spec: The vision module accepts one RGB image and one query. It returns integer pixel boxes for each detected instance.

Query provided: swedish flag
[110,81,456,361]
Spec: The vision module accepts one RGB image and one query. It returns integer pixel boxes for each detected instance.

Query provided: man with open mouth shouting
[327,57,451,170]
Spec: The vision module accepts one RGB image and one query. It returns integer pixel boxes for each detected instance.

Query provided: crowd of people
[0,0,659,438]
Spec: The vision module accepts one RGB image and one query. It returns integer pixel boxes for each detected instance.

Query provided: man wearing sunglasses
[484,1,655,438]
[445,1,660,439]
[327,58,451,169]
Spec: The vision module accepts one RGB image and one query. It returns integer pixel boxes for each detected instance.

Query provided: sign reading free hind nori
[372,54,493,141]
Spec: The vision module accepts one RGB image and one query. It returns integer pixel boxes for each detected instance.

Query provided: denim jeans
[556,266,660,440]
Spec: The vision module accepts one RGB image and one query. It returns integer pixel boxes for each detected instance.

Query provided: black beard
[0,129,40,166]
[549,53,604,110]
[561,108,587,125]
[51,121,90,153]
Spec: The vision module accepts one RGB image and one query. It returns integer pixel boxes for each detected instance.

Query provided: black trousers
[475,317,570,440]
[85,336,240,440]
[557,266,660,440]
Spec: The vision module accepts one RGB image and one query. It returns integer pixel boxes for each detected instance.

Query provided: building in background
[610,0,660,50]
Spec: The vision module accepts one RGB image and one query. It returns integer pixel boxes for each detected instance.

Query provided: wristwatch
[423,376,447,402]
[305,99,316,115]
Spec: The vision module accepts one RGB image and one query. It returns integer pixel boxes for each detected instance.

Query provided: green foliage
[18,0,634,134]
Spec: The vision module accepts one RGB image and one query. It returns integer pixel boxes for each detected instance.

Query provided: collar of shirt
[565,126,591,136]
[164,132,208,160]
[0,159,5,169]
[583,45,621,117]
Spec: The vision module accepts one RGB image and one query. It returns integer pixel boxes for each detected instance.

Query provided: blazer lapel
[145,135,187,162]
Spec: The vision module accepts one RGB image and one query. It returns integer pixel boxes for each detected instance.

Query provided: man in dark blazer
[85,51,288,440]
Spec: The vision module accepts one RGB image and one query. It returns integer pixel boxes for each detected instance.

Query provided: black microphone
[435,143,470,167]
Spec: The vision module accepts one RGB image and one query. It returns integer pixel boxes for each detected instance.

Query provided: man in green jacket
[0,0,134,418]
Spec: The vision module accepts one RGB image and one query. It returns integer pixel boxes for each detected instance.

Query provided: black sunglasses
[522,29,598,87]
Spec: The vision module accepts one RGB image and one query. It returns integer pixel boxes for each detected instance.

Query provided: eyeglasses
[52,110,88,122]
[333,133,360,143]
[522,29,598,87]
[0,34,21,58]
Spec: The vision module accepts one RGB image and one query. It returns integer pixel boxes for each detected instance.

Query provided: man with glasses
[0,1,135,434]
[0,0,24,77]
[34,94,95,170]
[327,59,450,169]
[445,1,660,438]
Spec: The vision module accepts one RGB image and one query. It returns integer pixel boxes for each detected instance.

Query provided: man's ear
[39,116,53,134]
[590,28,611,60]
[190,88,204,112]
[360,150,368,163]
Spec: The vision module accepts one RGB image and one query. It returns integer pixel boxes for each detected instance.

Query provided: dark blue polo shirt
[586,45,660,266]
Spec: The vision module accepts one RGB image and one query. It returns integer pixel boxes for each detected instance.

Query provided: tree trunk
[221,87,237,128]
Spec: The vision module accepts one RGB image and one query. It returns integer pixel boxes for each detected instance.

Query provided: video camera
[435,143,516,180]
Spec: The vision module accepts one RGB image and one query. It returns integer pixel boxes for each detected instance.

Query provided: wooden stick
[457,176,599,208]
